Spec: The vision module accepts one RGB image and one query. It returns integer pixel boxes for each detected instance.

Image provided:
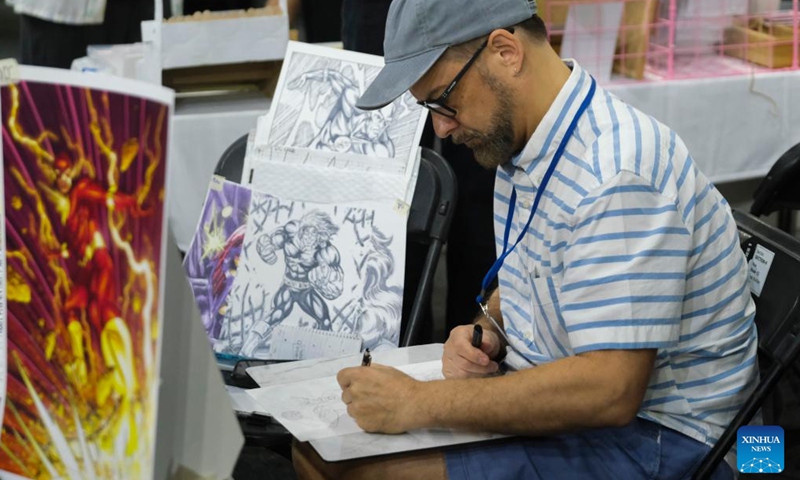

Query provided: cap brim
[356,45,448,110]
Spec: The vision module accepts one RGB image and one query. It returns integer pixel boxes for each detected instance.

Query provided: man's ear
[488,29,523,74]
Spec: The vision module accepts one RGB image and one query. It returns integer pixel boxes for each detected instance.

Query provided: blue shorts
[445,418,734,480]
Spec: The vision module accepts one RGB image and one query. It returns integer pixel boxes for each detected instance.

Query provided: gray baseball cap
[356,0,538,110]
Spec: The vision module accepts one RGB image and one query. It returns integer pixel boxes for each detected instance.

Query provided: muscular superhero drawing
[240,210,345,357]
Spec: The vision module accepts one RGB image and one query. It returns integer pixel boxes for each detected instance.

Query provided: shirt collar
[504,60,593,180]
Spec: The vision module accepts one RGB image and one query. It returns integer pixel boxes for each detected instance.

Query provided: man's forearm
[410,350,655,436]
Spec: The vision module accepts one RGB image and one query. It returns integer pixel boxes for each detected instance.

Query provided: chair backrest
[212,139,458,348]
[750,143,800,218]
[692,210,800,480]
[401,147,457,346]
[735,210,800,361]
[215,134,249,183]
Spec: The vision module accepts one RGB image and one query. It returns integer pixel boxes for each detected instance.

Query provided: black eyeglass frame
[417,28,514,118]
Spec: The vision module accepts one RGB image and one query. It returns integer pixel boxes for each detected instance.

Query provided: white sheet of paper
[246,343,444,388]
[245,361,444,441]
[269,325,363,360]
[560,3,624,83]
[249,153,409,205]
[251,144,410,175]
[227,386,271,415]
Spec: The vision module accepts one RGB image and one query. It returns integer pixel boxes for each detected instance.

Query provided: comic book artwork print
[0,79,168,479]
[262,42,424,163]
[220,193,406,359]
[182,178,252,351]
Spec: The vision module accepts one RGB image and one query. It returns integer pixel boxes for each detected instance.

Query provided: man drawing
[294,0,756,479]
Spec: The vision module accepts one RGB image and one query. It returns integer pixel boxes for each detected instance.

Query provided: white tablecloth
[607,70,800,184]
[169,94,270,251]
[168,70,800,251]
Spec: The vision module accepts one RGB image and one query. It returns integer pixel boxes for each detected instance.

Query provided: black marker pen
[361,348,372,367]
[471,324,483,349]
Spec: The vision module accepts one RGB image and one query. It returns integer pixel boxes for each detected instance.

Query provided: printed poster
[183,176,252,352]
[0,67,173,479]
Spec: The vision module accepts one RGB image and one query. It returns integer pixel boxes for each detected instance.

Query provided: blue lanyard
[476,77,596,305]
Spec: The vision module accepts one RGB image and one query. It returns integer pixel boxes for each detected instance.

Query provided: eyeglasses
[416,39,489,118]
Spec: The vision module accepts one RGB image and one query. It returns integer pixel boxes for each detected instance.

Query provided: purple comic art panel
[183,176,253,350]
[1,67,173,480]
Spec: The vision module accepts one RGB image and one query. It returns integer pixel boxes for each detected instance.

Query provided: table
[168,70,800,251]
[607,69,800,184]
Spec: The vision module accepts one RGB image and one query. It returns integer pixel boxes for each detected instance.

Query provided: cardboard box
[142,6,289,70]
[723,16,797,68]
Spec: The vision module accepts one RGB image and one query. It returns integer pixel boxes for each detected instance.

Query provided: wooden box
[723,16,797,69]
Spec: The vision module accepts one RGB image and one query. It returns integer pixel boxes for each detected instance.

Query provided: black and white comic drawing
[261,42,427,164]
[222,192,407,359]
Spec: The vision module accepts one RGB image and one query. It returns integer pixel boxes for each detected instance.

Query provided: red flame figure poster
[0,67,173,479]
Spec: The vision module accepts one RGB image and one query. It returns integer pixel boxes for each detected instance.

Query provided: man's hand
[442,325,502,379]
[337,364,424,434]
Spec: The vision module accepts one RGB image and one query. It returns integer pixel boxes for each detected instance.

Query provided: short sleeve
[559,171,692,353]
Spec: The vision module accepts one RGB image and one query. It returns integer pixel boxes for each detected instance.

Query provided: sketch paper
[560,3,625,83]
[251,144,410,176]
[246,343,444,388]
[220,192,407,360]
[183,176,253,348]
[249,41,427,180]
[269,325,363,360]
[250,151,410,206]
[248,145,420,207]
[0,67,173,480]
[226,386,270,415]
[245,360,445,441]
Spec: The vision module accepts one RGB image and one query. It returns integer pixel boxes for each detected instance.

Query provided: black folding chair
[750,143,800,234]
[692,210,800,480]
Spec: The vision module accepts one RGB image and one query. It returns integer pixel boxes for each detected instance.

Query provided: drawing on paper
[254,210,344,328]
[1,76,169,479]
[219,192,406,359]
[264,44,424,162]
[183,178,253,345]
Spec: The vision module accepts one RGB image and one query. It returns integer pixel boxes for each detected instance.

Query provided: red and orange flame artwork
[0,80,168,479]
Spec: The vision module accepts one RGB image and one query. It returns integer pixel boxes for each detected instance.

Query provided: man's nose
[431,114,460,139]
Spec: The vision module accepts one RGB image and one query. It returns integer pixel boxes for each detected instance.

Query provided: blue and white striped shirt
[495,61,758,448]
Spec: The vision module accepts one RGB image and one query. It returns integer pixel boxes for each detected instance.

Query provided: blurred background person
[8,0,154,68]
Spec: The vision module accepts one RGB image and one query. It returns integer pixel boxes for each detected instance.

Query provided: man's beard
[454,73,517,170]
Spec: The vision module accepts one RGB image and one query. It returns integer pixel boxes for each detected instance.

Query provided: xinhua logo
[738,426,784,474]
